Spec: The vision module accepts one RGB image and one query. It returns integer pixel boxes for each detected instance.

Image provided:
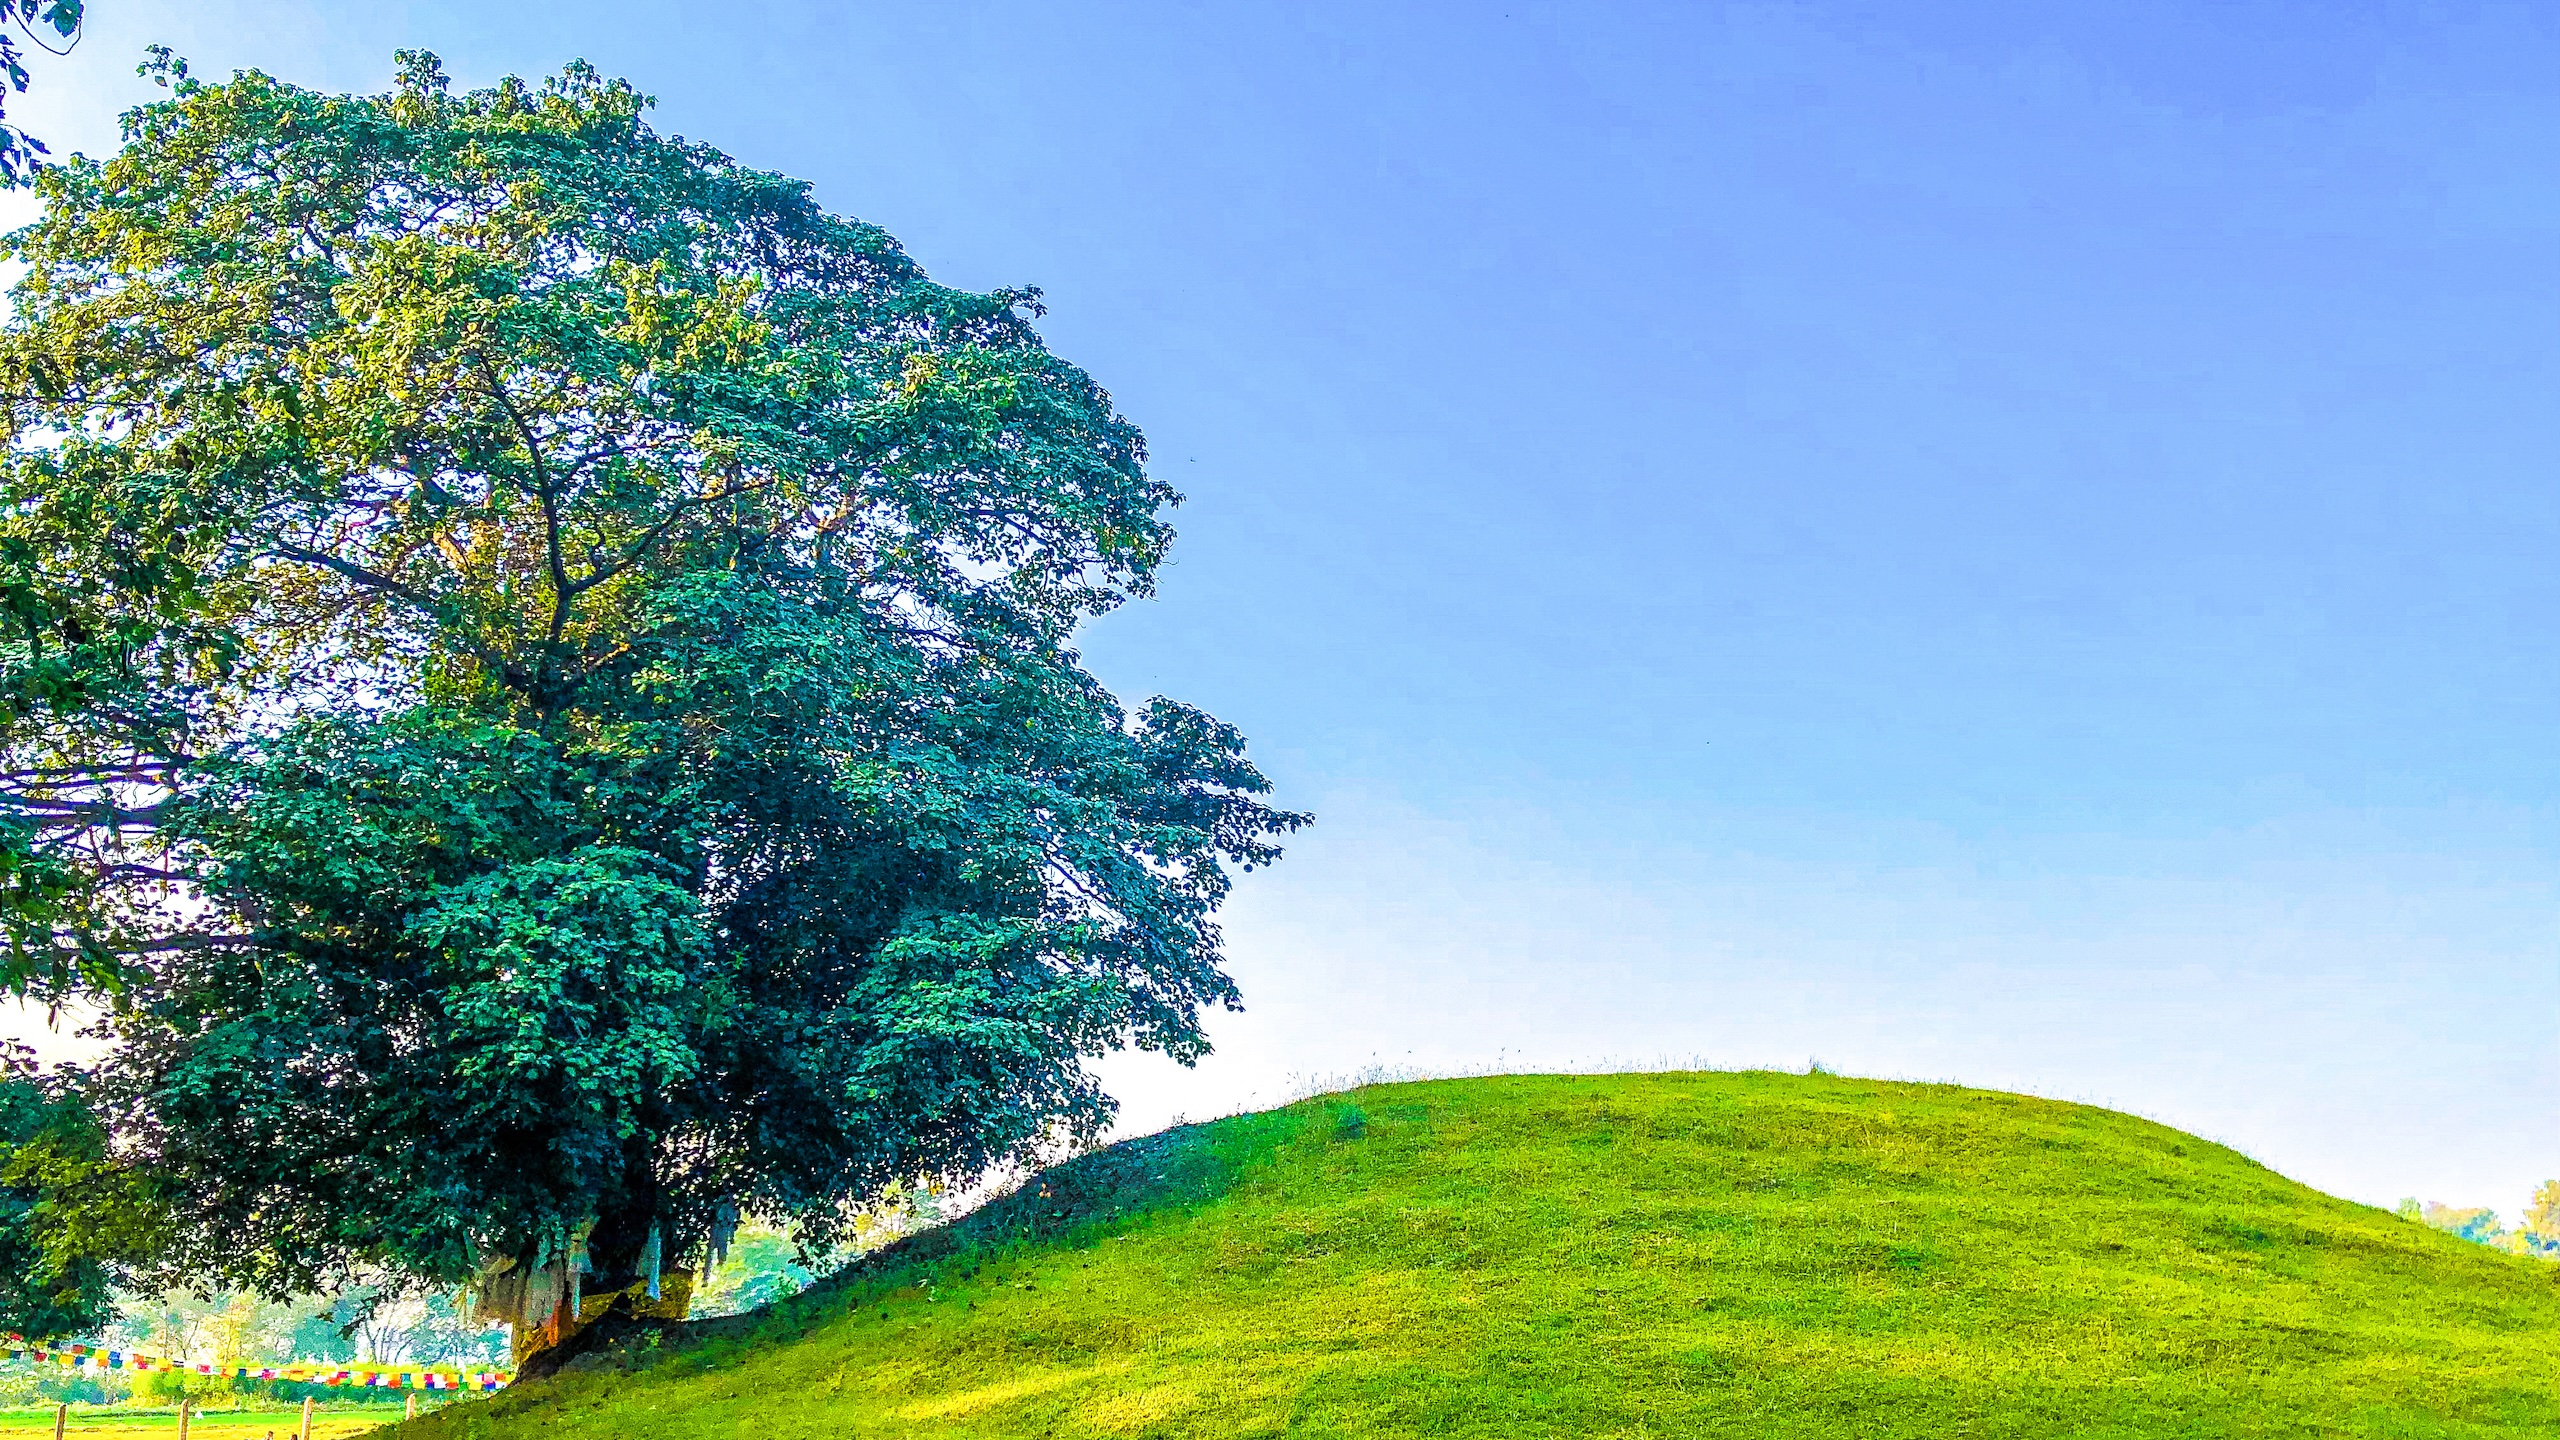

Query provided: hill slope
[415,1073,2560,1437]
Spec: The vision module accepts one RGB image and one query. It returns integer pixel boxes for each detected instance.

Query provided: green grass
[404,1072,2560,1437]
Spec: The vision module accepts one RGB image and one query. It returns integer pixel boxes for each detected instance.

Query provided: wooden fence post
[298,1393,315,1440]
[405,1391,418,1420]
[49,1400,63,1440]
[176,1397,192,1440]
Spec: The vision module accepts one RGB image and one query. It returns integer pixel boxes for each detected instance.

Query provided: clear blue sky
[16,1,2556,1214]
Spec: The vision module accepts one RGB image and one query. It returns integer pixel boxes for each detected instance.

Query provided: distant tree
[2399,1189,2560,1260]
[117,1287,336,1369]
[689,1222,814,1318]
[385,1289,509,1369]
[2419,1203,2507,1246]
[2514,1180,2560,1257]
[283,1303,358,1365]
[0,50,1301,1362]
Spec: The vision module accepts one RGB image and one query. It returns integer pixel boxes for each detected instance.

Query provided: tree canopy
[0,51,1300,1346]
[0,2,81,182]
[0,1050,115,1342]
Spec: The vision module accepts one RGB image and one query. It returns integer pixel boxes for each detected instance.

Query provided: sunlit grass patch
[403,1072,2560,1437]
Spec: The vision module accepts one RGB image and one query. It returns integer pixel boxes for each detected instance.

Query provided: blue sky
[14,1,2556,1213]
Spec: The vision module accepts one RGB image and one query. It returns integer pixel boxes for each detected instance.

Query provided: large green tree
[0,51,1299,1348]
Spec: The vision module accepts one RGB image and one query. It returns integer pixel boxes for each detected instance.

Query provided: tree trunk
[509,1139,696,1374]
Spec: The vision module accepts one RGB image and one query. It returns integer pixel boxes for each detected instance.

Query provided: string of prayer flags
[0,1334,510,1390]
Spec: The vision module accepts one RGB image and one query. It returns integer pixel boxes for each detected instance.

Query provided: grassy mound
[411,1072,2560,1437]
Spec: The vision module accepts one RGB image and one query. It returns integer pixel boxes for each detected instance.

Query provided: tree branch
[564,470,788,603]
[470,352,576,648]
[268,543,436,610]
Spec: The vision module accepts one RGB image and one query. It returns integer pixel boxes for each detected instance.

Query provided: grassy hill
[409,1072,2560,1438]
